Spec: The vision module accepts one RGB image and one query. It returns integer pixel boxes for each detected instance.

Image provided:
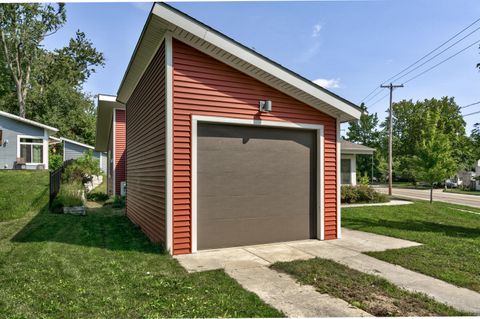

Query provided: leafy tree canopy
[381,97,474,179]
[409,108,457,202]
[346,103,387,181]
[0,4,104,145]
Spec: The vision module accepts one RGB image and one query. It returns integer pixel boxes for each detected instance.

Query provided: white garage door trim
[191,115,325,253]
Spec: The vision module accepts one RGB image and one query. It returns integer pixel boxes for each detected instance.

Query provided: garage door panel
[197,123,316,250]
[198,194,310,219]
[198,147,311,173]
[197,172,309,197]
[198,214,311,249]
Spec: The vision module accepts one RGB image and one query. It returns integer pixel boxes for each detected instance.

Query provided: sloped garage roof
[116,2,362,122]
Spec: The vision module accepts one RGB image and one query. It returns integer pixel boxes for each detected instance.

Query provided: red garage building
[103,3,361,255]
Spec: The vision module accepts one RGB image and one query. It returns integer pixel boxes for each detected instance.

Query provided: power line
[393,25,480,83]
[403,38,480,85]
[363,89,385,104]
[460,101,480,109]
[463,110,480,117]
[369,92,390,107]
[360,17,480,103]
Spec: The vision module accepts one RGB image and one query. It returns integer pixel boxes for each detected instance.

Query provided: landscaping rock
[84,175,103,192]
[63,206,86,216]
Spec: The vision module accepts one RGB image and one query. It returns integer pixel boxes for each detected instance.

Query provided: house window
[19,137,43,164]
[341,158,351,185]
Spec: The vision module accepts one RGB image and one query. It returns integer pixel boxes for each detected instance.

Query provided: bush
[49,152,63,171]
[51,183,84,213]
[104,195,125,209]
[341,185,389,204]
[63,150,101,184]
[358,173,370,186]
[87,192,109,202]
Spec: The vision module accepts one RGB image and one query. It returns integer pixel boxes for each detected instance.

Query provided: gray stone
[63,206,86,216]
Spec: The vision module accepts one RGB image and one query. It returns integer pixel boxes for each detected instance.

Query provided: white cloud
[312,24,322,38]
[312,78,341,89]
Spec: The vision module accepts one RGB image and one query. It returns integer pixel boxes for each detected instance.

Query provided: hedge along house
[94,95,126,196]
[116,3,361,255]
[0,110,58,170]
[62,137,107,173]
[340,139,375,186]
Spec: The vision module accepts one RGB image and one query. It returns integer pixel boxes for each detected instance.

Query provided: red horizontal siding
[115,109,126,196]
[125,42,167,244]
[172,39,338,254]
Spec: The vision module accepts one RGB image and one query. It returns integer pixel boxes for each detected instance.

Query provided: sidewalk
[177,229,480,315]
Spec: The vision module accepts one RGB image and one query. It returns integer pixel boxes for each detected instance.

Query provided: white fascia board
[152,3,361,121]
[0,110,58,134]
[341,149,375,155]
[98,94,118,103]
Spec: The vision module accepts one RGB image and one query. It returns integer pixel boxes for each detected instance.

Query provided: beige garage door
[197,123,317,250]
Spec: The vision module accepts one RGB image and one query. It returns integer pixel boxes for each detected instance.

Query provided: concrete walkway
[176,229,480,315]
[342,199,413,208]
[376,187,480,208]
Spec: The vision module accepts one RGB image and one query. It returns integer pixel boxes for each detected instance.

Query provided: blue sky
[42,1,480,134]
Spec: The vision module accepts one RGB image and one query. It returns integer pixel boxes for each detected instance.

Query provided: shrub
[87,192,109,202]
[49,152,64,171]
[63,150,101,184]
[51,183,84,213]
[341,185,389,204]
[358,173,370,186]
[104,195,125,209]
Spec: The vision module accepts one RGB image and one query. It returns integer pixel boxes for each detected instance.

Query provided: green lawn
[0,207,282,318]
[0,170,49,222]
[443,188,480,196]
[343,201,480,292]
[392,182,430,189]
[272,258,467,316]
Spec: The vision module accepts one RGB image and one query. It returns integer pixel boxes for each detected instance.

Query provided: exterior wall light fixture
[259,100,272,113]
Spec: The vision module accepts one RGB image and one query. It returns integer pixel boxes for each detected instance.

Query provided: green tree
[471,123,480,161]
[35,30,104,90]
[28,81,97,145]
[0,3,66,117]
[410,109,457,203]
[382,97,469,181]
[0,4,104,144]
[347,103,385,181]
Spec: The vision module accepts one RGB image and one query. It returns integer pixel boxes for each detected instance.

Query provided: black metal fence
[49,167,62,208]
[49,159,74,208]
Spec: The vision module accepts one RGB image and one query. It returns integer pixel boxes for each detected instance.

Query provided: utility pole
[380,83,403,196]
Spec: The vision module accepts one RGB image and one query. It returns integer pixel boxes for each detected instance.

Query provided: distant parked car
[443,179,458,188]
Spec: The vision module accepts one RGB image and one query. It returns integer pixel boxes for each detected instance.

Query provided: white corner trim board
[336,119,342,239]
[165,33,174,254]
[190,115,325,253]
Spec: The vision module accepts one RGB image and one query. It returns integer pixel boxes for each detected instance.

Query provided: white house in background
[0,110,58,170]
[61,137,107,173]
[476,160,480,191]
[341,139,375,186]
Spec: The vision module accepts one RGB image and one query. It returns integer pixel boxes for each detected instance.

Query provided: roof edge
[0,110,59,133]
[61,137,95,150]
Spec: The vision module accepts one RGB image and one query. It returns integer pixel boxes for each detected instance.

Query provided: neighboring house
[340,139,375,186]
[476,160,480,191]
[62,137,107,173]
[0,110,58,170]
[98,3,361,255]
[94,95,126,196]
